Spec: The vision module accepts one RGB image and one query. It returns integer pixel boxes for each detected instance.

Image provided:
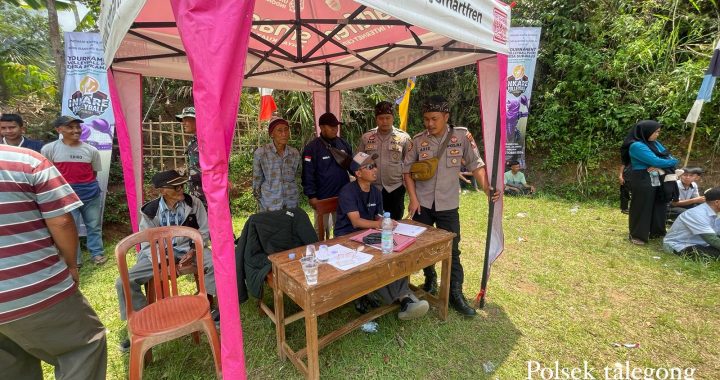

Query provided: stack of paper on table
[327,244,373,271]
[393,223,426,237]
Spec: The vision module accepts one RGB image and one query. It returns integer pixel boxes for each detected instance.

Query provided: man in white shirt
[663,187,720,258]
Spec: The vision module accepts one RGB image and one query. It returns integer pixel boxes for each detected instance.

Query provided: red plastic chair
[116,226,221,380]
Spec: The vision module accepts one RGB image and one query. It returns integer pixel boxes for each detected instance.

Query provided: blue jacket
[301,136,353,200]
[629,141,678,170]
[21,138,44,153]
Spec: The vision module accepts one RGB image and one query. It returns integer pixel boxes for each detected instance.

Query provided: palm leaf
[2,0,74,10]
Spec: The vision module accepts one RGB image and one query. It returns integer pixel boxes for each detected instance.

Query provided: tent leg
[325,63,331,113]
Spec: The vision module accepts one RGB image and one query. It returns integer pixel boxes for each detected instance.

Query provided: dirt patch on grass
[517,281,540,295]
[103,222,133,242]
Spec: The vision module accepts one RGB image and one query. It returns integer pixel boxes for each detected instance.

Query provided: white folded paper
[393,223,426,237]
[327,244,373,271]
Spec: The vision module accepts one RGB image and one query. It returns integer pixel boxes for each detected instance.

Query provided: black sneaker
[354,295,381,314]
[119,338,130,353]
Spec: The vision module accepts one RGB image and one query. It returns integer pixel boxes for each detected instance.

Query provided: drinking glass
[317,244,329,263]
[300,256,319,285]
[305,245,316,259]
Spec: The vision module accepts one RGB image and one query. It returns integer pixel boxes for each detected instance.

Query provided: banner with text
[62,32,116,227]
[505,27,541,168]
[357,0,511,54]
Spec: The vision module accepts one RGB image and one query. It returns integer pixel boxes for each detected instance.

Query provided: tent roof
[101,0,511,91]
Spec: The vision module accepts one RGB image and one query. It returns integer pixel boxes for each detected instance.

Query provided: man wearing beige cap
[358,101,411,220]
[335,152,430,320]
[253,117,300,211]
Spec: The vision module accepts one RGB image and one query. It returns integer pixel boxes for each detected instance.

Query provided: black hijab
[620,120,670,166]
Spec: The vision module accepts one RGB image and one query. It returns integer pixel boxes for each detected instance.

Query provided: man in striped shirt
[0,145,107,379]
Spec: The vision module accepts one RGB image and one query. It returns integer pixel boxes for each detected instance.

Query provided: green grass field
[49,193,720,379]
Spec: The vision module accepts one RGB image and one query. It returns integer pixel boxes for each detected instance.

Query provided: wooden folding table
[267,221,454,379]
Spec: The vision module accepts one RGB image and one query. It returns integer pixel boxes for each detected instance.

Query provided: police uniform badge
[450,136,458,144]
[451,158,458,164]
[392,135,400,142]
[450,149,461,156]
[392,152,400,160]
[420,152,429,159]
[421,141,429,147]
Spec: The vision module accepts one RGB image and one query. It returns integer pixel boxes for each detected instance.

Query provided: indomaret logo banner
[505,27,541,167]
[62,32,116,223]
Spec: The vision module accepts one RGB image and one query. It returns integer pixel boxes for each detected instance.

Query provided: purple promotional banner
[61,32,116,230]
[505,27,541,168]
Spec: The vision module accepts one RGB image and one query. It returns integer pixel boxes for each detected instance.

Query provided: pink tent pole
[170,1,256,378]
[108,69,141,232]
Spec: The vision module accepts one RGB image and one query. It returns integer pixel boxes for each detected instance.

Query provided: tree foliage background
[515,0,720,170]
[1,0,719,201]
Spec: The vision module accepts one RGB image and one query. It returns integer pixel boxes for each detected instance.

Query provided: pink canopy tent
[100,0,510,378]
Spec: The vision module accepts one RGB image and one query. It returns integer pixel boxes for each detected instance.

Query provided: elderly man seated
[663,187,720,259]
[115,170,217,351]
[335,152,429,320]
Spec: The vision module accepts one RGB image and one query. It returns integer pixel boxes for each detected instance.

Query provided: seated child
[504,160,535,196]
[668,167,705,221]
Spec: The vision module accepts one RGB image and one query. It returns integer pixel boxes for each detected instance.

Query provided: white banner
[356,0,511,54]
[99,0,147,67]
[62,32,116,229]
[505,27,541,168]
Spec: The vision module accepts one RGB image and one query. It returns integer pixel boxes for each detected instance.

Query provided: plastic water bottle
[381,212,393,254]
[650,171,660,187]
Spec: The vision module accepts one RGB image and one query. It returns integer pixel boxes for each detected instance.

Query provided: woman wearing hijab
[620,120,679,245]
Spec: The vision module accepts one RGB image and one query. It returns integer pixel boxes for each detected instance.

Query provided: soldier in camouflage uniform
[176,107,207,208]
[403,95,499,317]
